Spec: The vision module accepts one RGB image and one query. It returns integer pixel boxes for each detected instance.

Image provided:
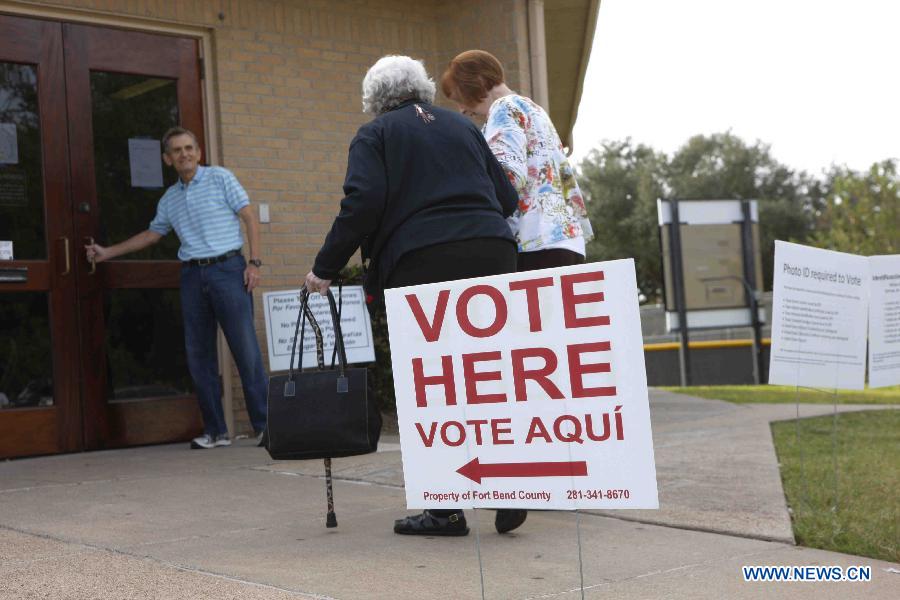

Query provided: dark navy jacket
[312,100,518,290]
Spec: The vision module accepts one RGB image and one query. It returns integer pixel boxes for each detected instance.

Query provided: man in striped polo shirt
[85,127,268,450]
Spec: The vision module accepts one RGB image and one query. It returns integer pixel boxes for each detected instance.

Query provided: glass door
[0,15,81,458]
[0,16,208,458]
[63,23,206,449]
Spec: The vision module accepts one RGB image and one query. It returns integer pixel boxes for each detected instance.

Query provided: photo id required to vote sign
[385,260,658,510]
[868,254,900,388]
[769,241,870,390]
[262,286,375,372]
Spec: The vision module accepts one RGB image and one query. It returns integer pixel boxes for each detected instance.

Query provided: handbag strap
[289,289,326,376]
[324,289,349,377]
[290,288,349,376]
[329,279,343,368]
[300,291,326,372]
[307,300,325,370]
[287,289,306,378]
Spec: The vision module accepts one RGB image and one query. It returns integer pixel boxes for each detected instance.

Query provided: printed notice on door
[128,138,164,188]
[0,171,27,206]
[0,124,18,164]
[868,254,900,388]
[769,241,870,390]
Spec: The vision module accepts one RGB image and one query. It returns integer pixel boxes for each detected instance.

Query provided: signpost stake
[669,198,692,386]
[830,388,839,513]
[472,509,486,600]
[740,200,765,384]
[575,510,586,599]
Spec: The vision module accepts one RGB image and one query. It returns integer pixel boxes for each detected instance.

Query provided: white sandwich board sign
[868,254,900,388]
[385,260,659,510]
[769,241,870,390]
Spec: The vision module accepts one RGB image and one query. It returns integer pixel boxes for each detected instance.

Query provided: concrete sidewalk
[1,390,897,599]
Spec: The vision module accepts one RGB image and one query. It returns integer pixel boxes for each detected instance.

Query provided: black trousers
[517,248,584,272]
[386,237,517,289]
[387,243,584,290]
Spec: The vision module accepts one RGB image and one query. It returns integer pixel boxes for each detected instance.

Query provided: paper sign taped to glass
[0,124,18,164]
[385,260,659,510]
[128,138,164,188]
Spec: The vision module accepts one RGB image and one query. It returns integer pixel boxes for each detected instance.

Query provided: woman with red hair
[441,49,591,273]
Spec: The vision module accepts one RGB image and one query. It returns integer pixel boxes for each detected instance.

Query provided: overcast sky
[570,0,900,176]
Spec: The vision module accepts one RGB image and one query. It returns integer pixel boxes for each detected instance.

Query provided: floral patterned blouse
[483,94,588,252]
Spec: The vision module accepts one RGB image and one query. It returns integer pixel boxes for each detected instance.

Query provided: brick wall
[26,0,533,433]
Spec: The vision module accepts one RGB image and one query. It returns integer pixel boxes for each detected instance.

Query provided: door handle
[0,267,28,283]
[59,237,71,276]
[84,236,97,275]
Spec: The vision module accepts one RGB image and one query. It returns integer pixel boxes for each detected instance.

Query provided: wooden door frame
[0,1,238,443]
[64,22,208,449]
[0,14,80,456]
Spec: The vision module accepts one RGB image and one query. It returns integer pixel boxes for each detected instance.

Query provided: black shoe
[393,511,469,536]
[495,509,527,533]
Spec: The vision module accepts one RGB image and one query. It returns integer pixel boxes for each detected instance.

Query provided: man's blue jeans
[180,254,268,436]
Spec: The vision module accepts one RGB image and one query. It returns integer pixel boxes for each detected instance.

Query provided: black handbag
[265,288,381,461]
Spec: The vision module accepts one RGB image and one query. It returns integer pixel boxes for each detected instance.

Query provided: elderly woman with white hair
[304,56,522,536]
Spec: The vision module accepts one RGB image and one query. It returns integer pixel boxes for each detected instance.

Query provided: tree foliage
[579,133,820,299]
[579,140,667,298]
[810,160,899,255]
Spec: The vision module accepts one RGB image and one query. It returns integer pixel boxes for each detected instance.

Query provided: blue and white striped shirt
[149,166,249,261]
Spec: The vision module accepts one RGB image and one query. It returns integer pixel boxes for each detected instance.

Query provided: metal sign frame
[657,198,766,385]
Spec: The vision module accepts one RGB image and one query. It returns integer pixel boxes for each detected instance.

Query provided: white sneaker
[190,434,231,449]
[191,434,215,449]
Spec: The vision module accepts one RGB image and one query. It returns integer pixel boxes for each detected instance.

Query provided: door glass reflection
[90,72,180,259]
[0,293,53,409]
[0,63,46,259]
[104,289,192,402]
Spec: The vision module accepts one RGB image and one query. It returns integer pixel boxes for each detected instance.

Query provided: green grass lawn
[771,410,899,562]
[660,384,900,405]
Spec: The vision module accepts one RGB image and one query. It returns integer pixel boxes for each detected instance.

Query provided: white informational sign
[769,241,870,390]
[0,124,18,164]
[385,260,659,510]
[0,241,11,260]
[868,254,900,388]
[127,138,164,188]
[262,286,375,372]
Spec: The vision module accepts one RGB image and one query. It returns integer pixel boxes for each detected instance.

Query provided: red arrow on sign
[456,457,588,484]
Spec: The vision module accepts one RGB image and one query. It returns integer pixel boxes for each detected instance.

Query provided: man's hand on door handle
[84,242,110,263]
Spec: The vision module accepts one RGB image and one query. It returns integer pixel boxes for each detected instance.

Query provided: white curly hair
[361,55,436,116]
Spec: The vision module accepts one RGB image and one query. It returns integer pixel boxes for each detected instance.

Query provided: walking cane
[300,293,338,528]
[325,280,345,529]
